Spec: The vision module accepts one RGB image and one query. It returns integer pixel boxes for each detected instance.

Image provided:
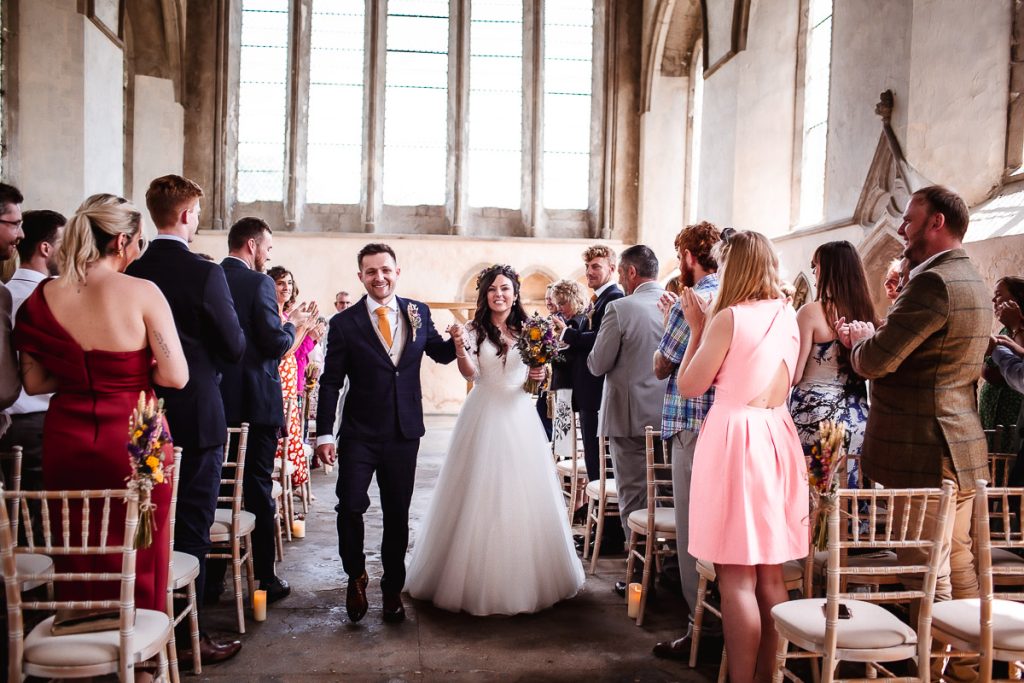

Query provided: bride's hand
[447,323,464,345]
[528,366,546,381]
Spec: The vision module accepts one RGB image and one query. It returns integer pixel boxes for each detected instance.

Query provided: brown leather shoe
[178,633,242,668]
[382,590,405,623]
[346,571,369,622]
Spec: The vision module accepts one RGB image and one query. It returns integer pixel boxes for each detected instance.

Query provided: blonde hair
[710,230,784,317]
[550,278,586,316]
[58,193,141,287]
[582,244,616,268]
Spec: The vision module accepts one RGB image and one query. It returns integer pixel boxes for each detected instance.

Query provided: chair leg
[637,534,653,626]
[822,650,838,683]
[716,647,728,683]
[689,574,708,667]
[772,635,788,683]
[187,580,202,674]
[167,611,180,683]
[232,537,246,634]
[244,534,257,598]
[158,644,169,683]
[589,498,606,574]
[624,530,638,589]
[274,501,285,561]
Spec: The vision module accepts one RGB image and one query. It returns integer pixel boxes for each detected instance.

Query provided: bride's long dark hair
[471,264,528,357]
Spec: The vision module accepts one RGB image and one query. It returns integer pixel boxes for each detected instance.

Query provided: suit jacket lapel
[395,296,418,367]
[354,295,395,365]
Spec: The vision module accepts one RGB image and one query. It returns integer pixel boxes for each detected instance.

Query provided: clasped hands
[287,300,320,330]
[834,317,875,348]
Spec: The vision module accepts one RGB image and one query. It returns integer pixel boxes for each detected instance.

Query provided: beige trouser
[894,458,978,682]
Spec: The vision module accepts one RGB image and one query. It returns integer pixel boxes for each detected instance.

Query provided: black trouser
[173,443,224,638]
[335,437,418,594]
[0,412,45,544]
[579,408,625,547]
[207,424,279,597]
[535,393,552,441]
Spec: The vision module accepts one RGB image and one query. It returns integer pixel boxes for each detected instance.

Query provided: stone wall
[131,75,185,234]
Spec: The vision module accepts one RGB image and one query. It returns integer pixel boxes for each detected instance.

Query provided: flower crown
[476,264,520,289]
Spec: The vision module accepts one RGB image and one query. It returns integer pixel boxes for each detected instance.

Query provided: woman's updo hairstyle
[58,193,141,287]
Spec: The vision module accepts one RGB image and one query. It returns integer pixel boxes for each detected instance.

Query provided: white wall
[638,73,688,274]
[16,1,123,215]
[132,75,185,234]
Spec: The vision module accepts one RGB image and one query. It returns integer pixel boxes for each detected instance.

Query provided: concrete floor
[198,416,718,682]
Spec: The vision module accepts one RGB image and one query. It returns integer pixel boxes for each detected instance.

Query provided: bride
[405,264,585,615]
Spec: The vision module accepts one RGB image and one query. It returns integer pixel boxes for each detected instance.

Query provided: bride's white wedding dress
[406,326,585,615]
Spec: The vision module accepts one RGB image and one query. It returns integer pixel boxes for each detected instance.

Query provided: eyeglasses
[138,237,147,252]
[0,219,23,229]
[720,227,736,243]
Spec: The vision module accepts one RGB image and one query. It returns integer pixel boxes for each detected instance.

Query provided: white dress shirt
[5,268,51,415]
[151,233,189,247]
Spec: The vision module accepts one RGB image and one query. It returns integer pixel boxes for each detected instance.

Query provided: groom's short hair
[228,217,272,251]
[358,242,396,268]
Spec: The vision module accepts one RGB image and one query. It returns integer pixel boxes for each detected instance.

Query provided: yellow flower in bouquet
[126,391,173,549]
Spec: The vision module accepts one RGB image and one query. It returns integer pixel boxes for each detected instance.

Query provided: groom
[315,243,456,624]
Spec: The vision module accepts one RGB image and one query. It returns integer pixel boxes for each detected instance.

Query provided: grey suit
[0,283,21,440]
[588,280,669,533]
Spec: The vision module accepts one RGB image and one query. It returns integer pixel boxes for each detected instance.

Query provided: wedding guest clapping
[14,193,187,612]
[549,279,586,392]
[981,276,1024,451]
[676,229,806,683]
[268,266,318,489]
[217,218,312,605]
[789,241,875,487]
[651,220,720,661]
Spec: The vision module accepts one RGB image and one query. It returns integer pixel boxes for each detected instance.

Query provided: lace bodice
[463,326,529,390]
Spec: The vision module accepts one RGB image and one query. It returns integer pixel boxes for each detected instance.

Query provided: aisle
[199,416,713,682]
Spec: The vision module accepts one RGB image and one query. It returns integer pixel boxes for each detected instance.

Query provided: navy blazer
[560,284,624,412]
[217,257,296,428]
[316,295,456,442]
[126,239,245,449]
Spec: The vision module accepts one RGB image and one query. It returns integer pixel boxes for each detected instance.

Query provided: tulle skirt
[406,383,585,615]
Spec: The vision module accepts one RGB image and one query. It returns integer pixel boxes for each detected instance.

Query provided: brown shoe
[382,590,405,623]
[651,633,693,661]
[347,571,369,622]
[178,633,242,668]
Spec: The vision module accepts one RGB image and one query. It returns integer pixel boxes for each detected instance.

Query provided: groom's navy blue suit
[316,295,455,593]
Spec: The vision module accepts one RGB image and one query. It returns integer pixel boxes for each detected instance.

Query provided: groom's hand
[316,443,337,466]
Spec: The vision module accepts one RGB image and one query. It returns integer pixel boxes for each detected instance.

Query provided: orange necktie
[375,306,393,347]
[591,293,598,303]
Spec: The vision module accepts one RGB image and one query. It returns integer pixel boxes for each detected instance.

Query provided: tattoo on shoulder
[154,330,171,358]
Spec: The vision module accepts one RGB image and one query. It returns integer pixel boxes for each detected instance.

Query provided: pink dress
[688,299,809,566]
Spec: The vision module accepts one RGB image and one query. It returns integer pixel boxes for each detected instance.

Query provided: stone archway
[857,216,904,319]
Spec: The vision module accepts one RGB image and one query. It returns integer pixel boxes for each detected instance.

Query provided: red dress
[13,283,172,611]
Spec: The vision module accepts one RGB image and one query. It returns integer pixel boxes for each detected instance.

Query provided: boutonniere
[407,303,422,342]
[584,302,595,329]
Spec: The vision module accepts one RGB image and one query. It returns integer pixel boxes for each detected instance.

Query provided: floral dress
[276,348,309,488]
[788,340,869,487]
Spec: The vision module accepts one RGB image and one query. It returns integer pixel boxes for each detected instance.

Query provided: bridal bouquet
[516,313,563,395]
[808,419,847,551]
[126,392,172,549]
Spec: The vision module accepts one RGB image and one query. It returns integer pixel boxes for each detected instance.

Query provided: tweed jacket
[851,248,991,490]
[587,281,669,438]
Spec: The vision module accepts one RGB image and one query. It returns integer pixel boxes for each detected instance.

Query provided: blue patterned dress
[788,340,868,487]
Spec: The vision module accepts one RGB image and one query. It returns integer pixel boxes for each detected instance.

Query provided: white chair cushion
[992,548,1024,572]
[24,609,171,667]
[814,550,899,572]
[772,598,917,650]
[555,460,586,478]
[16,553,53,590]
[210,508,256,541]
[932,598,1024,651]
[172,551,200,587]
[271,480,283,499]
[627,508,676,534]
[585,479,617,499]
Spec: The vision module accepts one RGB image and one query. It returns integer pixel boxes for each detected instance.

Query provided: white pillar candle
[292,519,306,538]
[626,582,642,618]
[253,589,267,621]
